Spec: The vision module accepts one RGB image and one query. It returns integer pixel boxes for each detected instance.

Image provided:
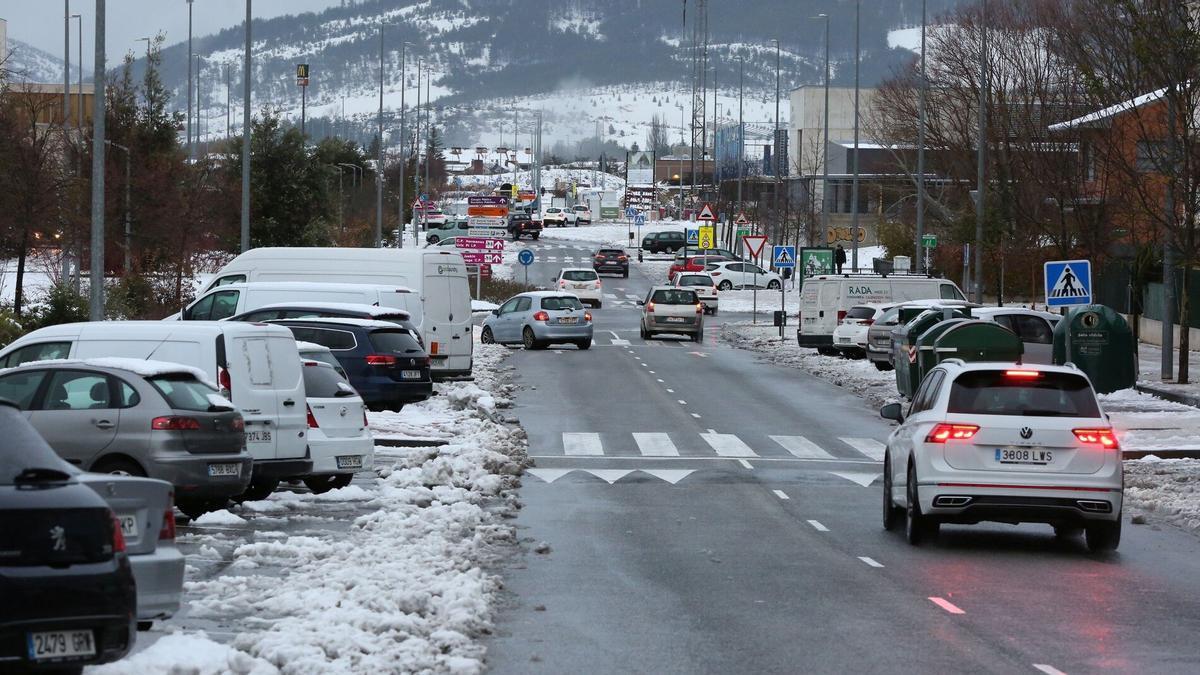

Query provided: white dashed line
[677,400,687,405]
[666,388,675,393]
[858,556,884,568]
[706,428,717,434]
[641,363,649,367]
[1033,665,1067,675]
[772,489,789,500]
[690,413,701,419]
[739,459,753,469]
[648,370,656,374]
[929,597,965,615]
[806,520,829,532]
[656,378,664,383]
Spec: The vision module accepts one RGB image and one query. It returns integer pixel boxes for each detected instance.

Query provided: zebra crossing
[546,432,886,462]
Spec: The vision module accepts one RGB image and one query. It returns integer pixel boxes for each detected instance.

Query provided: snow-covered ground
[90,344,528,674]
[539,221,684,246]
[1125,457,1200,534]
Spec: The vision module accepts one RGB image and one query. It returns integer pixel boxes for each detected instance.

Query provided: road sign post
[1044,259,1092,309]
[518,248,535,286]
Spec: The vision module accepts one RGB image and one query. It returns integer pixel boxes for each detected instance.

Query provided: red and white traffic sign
[742,234,768,258]
[735,213,749,226]
[697,202,717,222]
[455,237,506,251]
[460,251,503,265]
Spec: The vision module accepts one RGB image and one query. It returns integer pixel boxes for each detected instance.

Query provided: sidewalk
[1134,342,1200,407]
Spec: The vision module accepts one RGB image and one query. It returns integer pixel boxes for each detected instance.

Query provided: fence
[1095,262,1200,329]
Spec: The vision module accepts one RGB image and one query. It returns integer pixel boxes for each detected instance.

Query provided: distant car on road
[592,247,629,278]
[833,303,899,359]
[704,260,782,290]
[638,286,704,341]
[508,212,542,240]
[668,253,734,281]
[880,360,1123,552]
[543,207,571,227]
[480,292,594,350]
[554,268,603,308]
[866,301,978,371]
[642,231,687,254]
[425,218,469,244]
[673,272,719,315]
[573,204,592,224]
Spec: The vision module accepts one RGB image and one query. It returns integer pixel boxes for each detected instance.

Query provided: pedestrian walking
[835,244,847,275]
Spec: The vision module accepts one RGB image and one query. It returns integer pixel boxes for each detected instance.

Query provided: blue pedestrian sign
[634,213,646,227]
[772,245,797,269]
[518,249,535,266]
[1044,259,1091,308]
[625,207,638,219]
[686,228,700,245]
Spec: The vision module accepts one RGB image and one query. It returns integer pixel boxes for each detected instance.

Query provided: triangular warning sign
[742,235,768,257]
[774,248,794,265]
[697,203,717,221]
[735,214,749,225]
[1049,264,1088,298]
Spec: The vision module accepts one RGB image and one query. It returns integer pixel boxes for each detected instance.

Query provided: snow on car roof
[295,341,333,353]
[7,357,218,389]
[269,317,411,330]
[248,302,412,319]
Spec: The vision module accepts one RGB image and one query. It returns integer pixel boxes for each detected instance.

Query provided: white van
[0,322,310,500]
[797,275,967,353]
[181,282,417,324]
[201,248,472,378]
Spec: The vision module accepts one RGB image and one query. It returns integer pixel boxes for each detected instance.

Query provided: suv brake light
[1006,370,1041,378]
[696,303,704,314]
[926,423,979,443]
[1073,428,1119,449]
[365,354,397,366]
[218,366,231,397]
[110,512,126,553]
[306,404,319,428]
[646,302,655,313]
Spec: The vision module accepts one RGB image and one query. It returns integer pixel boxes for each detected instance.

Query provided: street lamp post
[186,0,194,161]
[851,0,861,273]
[64,1,70,125]
[814,13,830,249]
[773,38,781,241]
[72,14,82,128]
[975,0,989,302]
[398,41,410,248]
[916,0,928,273]
[240,0,252,252]
[376,21,387,248]
[89,0,107,320]
[105,141,132,274]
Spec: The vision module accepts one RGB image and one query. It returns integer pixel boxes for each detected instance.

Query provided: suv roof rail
[940,358,966,367]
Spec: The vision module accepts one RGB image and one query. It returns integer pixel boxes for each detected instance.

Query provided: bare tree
[646,114,670,158]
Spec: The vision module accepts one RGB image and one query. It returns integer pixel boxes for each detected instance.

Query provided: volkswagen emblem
[338,406,348,417]
[1020,427,1033,440]
[105,482,117,497]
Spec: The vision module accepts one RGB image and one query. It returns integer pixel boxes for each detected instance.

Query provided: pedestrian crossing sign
[773,245,796,269]
[1044,259,1092,308]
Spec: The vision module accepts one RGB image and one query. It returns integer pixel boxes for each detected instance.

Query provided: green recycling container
[1051,304,1137,394]
[894,307,973,398]
[915,318,974,383]
[932,320,1024,368]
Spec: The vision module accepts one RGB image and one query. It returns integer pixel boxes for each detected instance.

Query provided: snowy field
[90,344,528,675]
[539,221,685,246]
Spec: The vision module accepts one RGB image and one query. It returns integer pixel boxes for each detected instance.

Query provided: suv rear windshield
[302,363,354,398]
[947,371,1100,418]
[846,306,878,320]
[598,249,624,256]
[651,289,699,305]
[677,275,712,287]
[368,330,424,354]
[563,270,598,281]
[541,296,584,311]
[150,375,229,412]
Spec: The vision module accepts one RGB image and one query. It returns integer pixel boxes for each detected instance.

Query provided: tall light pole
[72,14,82,128]
[225,62,231,138]
[773,37,781,239]
[375,21,386,248]
[241,0,252,252]
[916,0,928,273]
[814,13,830,249]
[63,1,70,126]
[398,41,410,248]
[851,0,861,272]
[424,65,431,207]
[737,53,743,219]
[89,0,106,321]
[195,54,204,157]
[187,0,194,161]
[975,0,988,302]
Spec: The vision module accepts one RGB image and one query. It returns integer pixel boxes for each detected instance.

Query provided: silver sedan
[480,291,594,350]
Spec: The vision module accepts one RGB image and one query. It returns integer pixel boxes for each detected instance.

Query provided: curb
[374,438,447,448]
[1122,449,1200,460]
[1133,383,1200,409]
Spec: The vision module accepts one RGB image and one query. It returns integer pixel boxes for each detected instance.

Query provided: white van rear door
[229,336,281,460]
[422,257,473,373]
[264,335,307,461]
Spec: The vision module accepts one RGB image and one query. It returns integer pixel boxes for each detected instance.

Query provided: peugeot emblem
[339,406,348,417]
[1020,427,1033,440]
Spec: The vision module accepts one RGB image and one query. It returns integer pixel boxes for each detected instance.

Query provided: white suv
[572,204,592,224]
[554,268,603,307]
[880,361,1122,552]
[832,302,897,358]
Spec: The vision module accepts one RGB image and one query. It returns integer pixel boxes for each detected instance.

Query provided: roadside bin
[1051,304,1137,394]
[931,320,1024,369]
[915,318,973,383]
[894,307,973,398]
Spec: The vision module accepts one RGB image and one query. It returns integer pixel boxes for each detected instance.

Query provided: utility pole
[73,14,82,128]
[89,0,106,321]
[773,37,781,241]
[851,0,861,272]
[424,67,431,204]
[187,0,194,161]
[737,55,743,218]
[399,42,408,248]
[916,0,928,272]
[376,21,385,248]
[975,0,988,302]
[64,1,70,125]
[241,0,252,252]
[195,55,203,157]
[225,62,231,138]
[817,12,830,249]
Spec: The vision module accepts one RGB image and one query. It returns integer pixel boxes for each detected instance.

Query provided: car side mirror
[491,309,500,316]
[880,402,904,423]
[636,300,645,306]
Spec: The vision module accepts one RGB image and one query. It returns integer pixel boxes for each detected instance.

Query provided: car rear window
[598,249,623,255]
[677,275,712,287]
[302,362,354,398]
[846,306,877,320]
[286,327,358,351]
[651,289,698,304]
[149,375,229,412]
[947,371,1101,418]
[299,350,346,375]
[368,330,424,354]
[541,296,584,311]
[563,270,598,281]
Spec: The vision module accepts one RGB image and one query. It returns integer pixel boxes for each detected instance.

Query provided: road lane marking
[772,489,789,500]
[858,556,884,568]
[1033,665,1067,675]
[806,520,829,532]
[700,433,758,457]
[929,597,965,615]
[770,435,836,460]
[830,472,882,487]
[612,339,631,346]
[738,459,753,469]
[706,428,717,433]
[527,468,575,483]
[840,437,887,461]
[648,370,655,374]
[633,433,679,457]
[677,399,687,405]
[666,388,675,393]
[641,363,649,367]
[691,413,702,419]
[656,378,664,383]
[587,469,634,484]
[640,469,694,484]
[562,433,604,456]
[609,331,621,339]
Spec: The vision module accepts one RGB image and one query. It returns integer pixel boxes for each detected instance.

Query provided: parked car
[480,292,594,350]
[638,287,704,341]
[296,359,374,494]
[181,282,417,324]
[416,206,447,226]
[542,207,570,227]
[880,361,1122,552]
[508,212,542,240]
[673,272,719,315]
[592,247,629,277]
[554,268,603,308]
[0,359,253,519]
[0,321,310,502]
[642,231,687,254]
[296,341,348,379]
[229,302,421,346]
[668,253,734,281]
[573,204,592,224]
[832,303,899,359]
[704,261,783,290]
[425,218,470,244]
[866,301,978,371]
[270,318,433,412]
[0,400,137,670]
[971,307,1061,364]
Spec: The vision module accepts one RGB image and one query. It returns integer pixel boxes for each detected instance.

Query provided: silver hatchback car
[638,286,704,341]
[0,359,253,518]
[480,291,594,350]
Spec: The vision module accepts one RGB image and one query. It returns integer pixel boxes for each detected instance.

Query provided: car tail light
[618,255,628,262]
[231,417,245,432]
[110,512,126,553]
[559,281,567,287]
[926,423,980,443]
[1006,370,1041,378]
[595,281,602,288]
[837,310,847,324]
[429,341,439,356]
[306,404,319,428]
[218,366,231,396]
[1074,428,1119,449]
[366,354,397,366]
[152,416,202,431]
[584,312,593,322]
[646,302,655,313]
[159,501,177,541]
[862,319,875,326]
[696,303,704,314]
[711,272,722,276]
[533,310,550,322]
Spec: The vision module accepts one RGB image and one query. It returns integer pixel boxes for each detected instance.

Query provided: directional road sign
[468,216,507,228]
[460,251,503,265]
[772,245,796,269]
[1044,259,1092,308]
[518,249,535,266]
[698,226,715,250]
[468,196,508,206]
[922,234,938,249]
[742,235,768,258]
[686,228,700,245]
[697,203,717,222]
[455,237,506,251]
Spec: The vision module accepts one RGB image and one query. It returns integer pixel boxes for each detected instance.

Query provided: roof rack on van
[825,272,937,279]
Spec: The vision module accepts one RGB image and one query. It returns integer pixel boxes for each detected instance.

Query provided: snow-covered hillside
[3,38,79,84]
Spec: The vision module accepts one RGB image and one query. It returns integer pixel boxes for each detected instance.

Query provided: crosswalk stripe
[563,433,604,456]
[624,294,640,300]
[633,433,680,456]
[839,437,886,461]
[770,435,835,460]
[700,433,759,457]
[604,293,618,299]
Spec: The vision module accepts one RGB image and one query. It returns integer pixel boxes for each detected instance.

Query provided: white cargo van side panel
[72,339,205,367]
[422,257,472,376]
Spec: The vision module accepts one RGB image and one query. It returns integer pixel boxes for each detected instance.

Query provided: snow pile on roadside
[95,344,528,674]
[1124,458,1200,533]
[718,289,801,315]
[91,632,277,675]
[540,221,681,245]
[721,322,899,409]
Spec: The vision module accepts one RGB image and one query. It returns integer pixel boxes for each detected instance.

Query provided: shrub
[25,284,89,331]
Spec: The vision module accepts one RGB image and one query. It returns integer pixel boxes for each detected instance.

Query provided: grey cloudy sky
[3,1,338,64]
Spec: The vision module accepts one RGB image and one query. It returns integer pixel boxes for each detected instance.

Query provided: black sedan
[592,247,629,277]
